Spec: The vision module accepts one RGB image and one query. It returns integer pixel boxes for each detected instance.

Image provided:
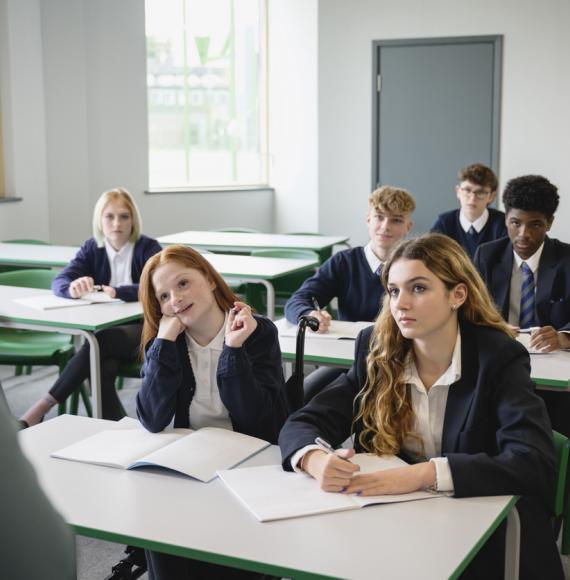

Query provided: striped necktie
[375,264,383,277]
[519,262,536,328]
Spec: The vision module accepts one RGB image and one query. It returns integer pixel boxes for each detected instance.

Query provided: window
[145,0,267,190]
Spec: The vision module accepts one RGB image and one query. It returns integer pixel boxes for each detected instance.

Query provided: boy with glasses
[431,163,506,259]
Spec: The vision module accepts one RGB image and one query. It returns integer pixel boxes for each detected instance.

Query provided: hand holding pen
[309,297,332,333]
[301,437,359,492]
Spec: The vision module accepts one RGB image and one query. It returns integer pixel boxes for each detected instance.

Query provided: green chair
[552,430,570,554]
[0,269,90,414]
[246,249,319,316]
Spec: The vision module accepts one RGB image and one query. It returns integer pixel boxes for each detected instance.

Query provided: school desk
[0,285,142,418]
[0,242,79,268]
[157,231,349,262]
[275,319,570,390]
[19,415,520,580]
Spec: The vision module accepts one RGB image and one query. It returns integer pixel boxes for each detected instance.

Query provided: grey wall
[317,0,570,246]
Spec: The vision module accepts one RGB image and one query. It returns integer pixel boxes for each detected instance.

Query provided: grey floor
[3,364,570,580]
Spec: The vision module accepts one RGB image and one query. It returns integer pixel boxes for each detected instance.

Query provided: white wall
[0,0,51,240]
[316,0,570,246]
[268,0,319,234]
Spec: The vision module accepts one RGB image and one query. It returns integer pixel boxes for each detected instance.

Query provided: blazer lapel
[441,324,478,453]
[492,243,513,318]
[536,237,557,320]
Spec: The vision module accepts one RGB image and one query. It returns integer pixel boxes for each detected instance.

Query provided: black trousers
[145,550,269,580]
[49,322,142,420]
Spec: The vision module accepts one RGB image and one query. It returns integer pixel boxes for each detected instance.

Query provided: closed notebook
[281,320,373,340]
[218,454,441,521]
[51,425,269,482]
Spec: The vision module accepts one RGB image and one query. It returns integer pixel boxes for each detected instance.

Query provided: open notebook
[218,453,441,521]
[51,425,269,482]
[281,320,373,340]
[14,292,121,310]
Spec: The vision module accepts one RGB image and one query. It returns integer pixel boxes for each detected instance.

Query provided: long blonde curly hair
[355,233,509,456]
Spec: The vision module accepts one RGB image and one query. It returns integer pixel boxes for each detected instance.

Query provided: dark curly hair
[502,175,559,218]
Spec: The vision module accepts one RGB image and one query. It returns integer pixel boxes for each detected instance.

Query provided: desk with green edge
[157,231,349,263]
[20,415,520,580]
[275,319,570,390]
[0,285,143,418]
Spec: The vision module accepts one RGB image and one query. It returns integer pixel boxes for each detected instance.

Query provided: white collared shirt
[186,314,232,431]
[104,240,134,287]
[291,332,462,492]
[364,243,383,275]
[459,208,489,234]
[508,243,544,326]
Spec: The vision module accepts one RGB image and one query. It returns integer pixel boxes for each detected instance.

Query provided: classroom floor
[3,365,570,580]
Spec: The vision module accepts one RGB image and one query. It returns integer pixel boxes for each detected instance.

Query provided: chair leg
[25,365,32,375]
[15,365,23,377]
[57,401,67,415]
[116,376,124,391]
[69,390,80,415]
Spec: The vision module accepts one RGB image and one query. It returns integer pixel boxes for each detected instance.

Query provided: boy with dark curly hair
[474,174,570,436]
[431,163,506,259]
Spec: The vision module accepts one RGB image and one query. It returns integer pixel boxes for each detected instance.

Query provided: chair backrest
[0,269,58,290]
[2,239,51,245]
[211,228,261,234]
[250,249,319,262]
[552,430,570,517]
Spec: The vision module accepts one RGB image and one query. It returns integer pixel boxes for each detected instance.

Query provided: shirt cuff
[430,457,454,493]
[290,444,321,473]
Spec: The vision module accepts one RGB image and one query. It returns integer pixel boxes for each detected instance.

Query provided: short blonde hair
[368,186,416,216]
[92,187,142,247]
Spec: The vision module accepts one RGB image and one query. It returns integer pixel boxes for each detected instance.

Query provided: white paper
[13,295,94,310]
[281,320,373,340]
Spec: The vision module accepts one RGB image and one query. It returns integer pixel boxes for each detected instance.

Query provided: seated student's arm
[218,314,288,444]
[0,398,76,580]
[446,340,555,502]
[113,237,163,302]
[430,214,446,234]
[52,239,97,298]
[529,326,570,352]
[279,327,372,469]
[137,317,186,433]
[284,253,346,331]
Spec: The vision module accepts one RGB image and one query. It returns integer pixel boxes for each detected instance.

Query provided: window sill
[0,197,23,203]
[144,186,273,195]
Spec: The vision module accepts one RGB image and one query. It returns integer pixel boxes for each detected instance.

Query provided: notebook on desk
[13,292,121,310]
[51,423,269,482]
[218,453,441,522]
[281,320,373,340]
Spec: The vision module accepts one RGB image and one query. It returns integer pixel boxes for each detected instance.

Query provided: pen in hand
[92,285,104,292]
[311,297,321,312]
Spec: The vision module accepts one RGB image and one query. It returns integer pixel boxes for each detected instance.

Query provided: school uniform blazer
[52,235,162,302]
[136,315,288,444]
[473,236,570,331]
[279,319,561,579]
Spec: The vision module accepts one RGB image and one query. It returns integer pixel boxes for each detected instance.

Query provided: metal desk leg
[245,278,275,319]
[78,330,102,419]
[504,506,520,580]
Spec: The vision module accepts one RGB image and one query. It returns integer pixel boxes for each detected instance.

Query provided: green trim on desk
[0,257,68,267]
[448,496,519,580]
[281,351,353,367]
[0,313,142,332]
[72,524,338,580]
[533,377,569,389]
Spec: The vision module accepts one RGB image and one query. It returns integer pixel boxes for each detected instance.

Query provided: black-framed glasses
[458,185,492,200]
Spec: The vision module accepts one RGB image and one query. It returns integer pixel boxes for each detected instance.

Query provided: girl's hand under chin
[157,315,185,342]
[225,301,257,348]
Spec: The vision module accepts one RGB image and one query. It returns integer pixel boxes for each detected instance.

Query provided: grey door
[373,36,502,233]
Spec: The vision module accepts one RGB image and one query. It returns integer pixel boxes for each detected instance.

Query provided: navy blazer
[430,208,507,259]
[474,236,570,331]
[279,320,561,579]
[52,235,162,302]
[136,315,288,444]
